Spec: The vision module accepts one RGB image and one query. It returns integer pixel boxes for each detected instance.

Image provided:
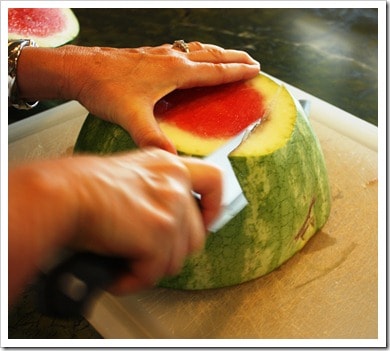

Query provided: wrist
[9,160,80,254]
[8,160,80,302]
[14,45,83,102]
[8,39,40,109]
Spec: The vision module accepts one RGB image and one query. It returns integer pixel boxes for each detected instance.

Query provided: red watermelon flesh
[8,8,79,47]
[155,81,266,138]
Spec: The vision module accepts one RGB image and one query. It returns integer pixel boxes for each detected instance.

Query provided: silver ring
[172,40,190,53]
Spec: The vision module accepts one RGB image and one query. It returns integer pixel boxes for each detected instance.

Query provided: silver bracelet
[8,39,39,110]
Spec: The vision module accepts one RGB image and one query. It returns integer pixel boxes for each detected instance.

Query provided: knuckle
[156,213,178,235]
[208,47,224,58]
[133,128,164,149]
[152,46,173,55]
[189,41,203,50]
[164,53,186,64]
[210,63,229,82]
[155,152,190,181]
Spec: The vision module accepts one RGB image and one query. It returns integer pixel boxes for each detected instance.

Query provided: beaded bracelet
[8,39,39,110]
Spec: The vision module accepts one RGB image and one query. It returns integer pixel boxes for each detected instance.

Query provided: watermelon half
[8,8,79,47]
[74,73,331,290]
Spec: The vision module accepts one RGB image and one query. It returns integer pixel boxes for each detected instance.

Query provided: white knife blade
[205,97,310,232]
[203,120,260,232]
[204,86,285,232]
[37,91,294,319]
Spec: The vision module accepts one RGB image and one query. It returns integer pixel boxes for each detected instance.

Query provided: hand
[69,148,222,293]
[8,148,222,300]
[17,43,260,152]
[69,43,260,153]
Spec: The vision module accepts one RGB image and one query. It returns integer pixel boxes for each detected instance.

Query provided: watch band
[8,39,39,110]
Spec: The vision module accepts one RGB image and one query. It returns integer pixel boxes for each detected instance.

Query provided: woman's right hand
[8,148,222,302]
[69,148,222,293]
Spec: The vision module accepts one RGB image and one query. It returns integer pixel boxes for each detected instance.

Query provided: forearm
[8,160,79,305]
[15,45,88,102]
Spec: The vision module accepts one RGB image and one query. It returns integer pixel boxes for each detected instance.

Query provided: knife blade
[37,121,259,318]
[203,119,259,232]
[201,86,286,231]
[36,121,258,318]
[37,93,298,319]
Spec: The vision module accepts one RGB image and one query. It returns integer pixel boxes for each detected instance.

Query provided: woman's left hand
[17,43,260,153]
[67,43,260,153]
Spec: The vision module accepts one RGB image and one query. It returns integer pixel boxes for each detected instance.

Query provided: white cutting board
[8,79,379,341]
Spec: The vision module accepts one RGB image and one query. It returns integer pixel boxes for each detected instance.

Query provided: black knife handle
[37,252,128,318]
[38,194,204,319]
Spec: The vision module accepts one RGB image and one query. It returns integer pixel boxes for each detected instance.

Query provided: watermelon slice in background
[8,8,79,47]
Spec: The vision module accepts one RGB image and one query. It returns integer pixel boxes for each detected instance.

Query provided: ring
[172,40,190,53]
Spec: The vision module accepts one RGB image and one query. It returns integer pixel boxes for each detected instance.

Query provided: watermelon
[74,73,331,290]
[8,8,79,47]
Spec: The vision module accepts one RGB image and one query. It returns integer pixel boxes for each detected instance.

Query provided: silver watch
[8,39,39,110]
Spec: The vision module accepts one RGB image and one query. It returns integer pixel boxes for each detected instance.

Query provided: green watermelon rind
[158,100,331,289]
[74,117,135,155]
[73,80,331,290]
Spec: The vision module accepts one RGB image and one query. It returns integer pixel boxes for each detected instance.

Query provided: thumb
[120,103,177,154]
[182,157,223,229]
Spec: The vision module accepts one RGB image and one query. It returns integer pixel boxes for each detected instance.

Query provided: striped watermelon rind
[74,73,331,289]
[159,98,331,289]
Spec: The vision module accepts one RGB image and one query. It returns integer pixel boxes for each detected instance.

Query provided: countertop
[8,7,380,341]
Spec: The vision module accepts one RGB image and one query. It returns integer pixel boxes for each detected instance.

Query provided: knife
[203,119,259,232]
[36,118,260,318]
[38,97,309,318]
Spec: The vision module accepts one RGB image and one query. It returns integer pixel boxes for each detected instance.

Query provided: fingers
[163,41,260,70]
[170,41,259,65]
[188,42,260,66]
[182,157,223,232]
[179,61,261,88]
[82,149,223,296]
[117,102,178,154]
[168,41,260,88]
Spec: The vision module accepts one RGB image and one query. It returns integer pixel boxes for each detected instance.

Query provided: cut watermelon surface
[154,81,266,138]
[8,8,79,47]
[74,73,331,290]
